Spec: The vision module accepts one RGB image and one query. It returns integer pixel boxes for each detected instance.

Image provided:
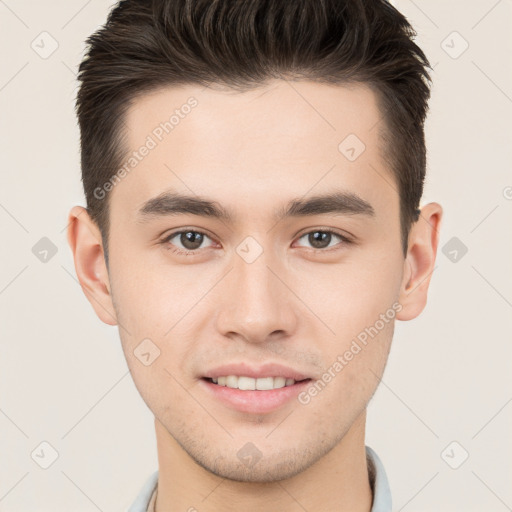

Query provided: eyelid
[161,225,214,238]
[294,226,353,242]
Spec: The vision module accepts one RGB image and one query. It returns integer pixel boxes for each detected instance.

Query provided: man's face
[106,80,406,481]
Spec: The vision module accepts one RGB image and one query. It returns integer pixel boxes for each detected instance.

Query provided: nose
[214,245,298,345]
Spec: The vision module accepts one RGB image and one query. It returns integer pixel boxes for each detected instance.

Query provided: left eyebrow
[136,189,375,224]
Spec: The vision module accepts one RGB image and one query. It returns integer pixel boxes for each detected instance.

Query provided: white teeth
[226,375,238,388]
[273,377,286,389]
[237,376,256,390]
[210,375,298,390]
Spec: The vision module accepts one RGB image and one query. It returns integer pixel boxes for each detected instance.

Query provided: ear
[396,202,443,321]
[66,206,118,326]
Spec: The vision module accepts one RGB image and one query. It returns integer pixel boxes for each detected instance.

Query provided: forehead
[110,79,396,226]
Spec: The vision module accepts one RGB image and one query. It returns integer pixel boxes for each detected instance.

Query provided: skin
[67,79,442,512]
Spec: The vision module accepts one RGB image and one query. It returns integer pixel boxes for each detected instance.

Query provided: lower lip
[200,378,312,414]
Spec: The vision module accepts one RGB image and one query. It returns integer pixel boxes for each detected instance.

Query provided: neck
[153,410,373,512]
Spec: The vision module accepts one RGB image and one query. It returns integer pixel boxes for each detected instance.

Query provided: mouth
[202,376,312,390]
[199,376,313,414]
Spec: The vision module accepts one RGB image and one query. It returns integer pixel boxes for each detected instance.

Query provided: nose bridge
[215,236,296,342]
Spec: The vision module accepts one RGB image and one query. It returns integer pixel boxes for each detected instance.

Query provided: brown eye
[178,231,204,250]
[295,229,350,251]
[162,229,214,255]
[308,231,333,249]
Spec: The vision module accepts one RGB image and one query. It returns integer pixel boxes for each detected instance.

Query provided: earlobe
[396,202,443,321]
[66,206,118,326]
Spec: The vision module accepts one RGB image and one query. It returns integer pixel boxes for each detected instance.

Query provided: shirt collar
[367,445,393,512]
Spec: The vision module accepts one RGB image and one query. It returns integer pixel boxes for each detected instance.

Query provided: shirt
[128,445,392,512]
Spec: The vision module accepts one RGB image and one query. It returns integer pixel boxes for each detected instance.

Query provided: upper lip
[202,363,311,381]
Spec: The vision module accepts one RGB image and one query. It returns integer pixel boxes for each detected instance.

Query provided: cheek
[109,260,204,386]
[297,254,400,402]
[295,254,402,342]
[299,316,394,422]
[109,252,195,337]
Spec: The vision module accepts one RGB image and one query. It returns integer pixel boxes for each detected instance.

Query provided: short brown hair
[76,0,432,267]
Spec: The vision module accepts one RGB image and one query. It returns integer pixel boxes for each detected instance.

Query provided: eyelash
[160,228,352,257]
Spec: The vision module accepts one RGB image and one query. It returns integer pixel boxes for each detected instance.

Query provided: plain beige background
[1,1,511,511]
